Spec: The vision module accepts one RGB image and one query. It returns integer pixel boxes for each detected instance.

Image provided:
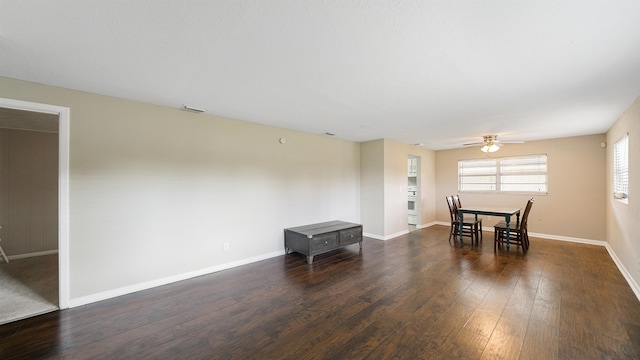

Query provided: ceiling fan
[463,135,524,153]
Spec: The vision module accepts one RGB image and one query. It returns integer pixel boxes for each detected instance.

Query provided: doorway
[0,97,70,323]
[407,155,420,232]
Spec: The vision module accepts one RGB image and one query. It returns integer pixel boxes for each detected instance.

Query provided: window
[614,134,628,200]
[458,154,548,193]
[458,159,497,191]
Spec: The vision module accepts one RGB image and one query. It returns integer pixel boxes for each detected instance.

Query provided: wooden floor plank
[1,225,639,359]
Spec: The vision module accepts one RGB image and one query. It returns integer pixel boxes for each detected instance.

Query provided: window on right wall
[613,133,629,200]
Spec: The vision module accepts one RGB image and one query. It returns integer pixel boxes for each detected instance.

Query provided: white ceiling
[1,1,639,149]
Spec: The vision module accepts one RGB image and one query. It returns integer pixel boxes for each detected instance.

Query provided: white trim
[525,231,606,246]
[417,221,439,229]
[69,250,285,308]
[363,233,385,240]
[0,97,70,310]
[365,224,439,240]
[604,243,640,301]
[68,224,640,307]
[8,250,59,260]
[420,223,605,245]
[364,229,409,241]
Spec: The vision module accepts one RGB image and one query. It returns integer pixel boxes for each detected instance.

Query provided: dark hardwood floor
[1,225,639,359]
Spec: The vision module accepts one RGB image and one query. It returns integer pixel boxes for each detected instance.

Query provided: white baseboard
[364,222,438,240]
[7,250,58,261]
[417,221,439,229]
[526,231,607,246]
[68,250,285,308]
[68,225,640,307]
[363,233,385,240]
[364,229,410,241]
[604,243,640,301]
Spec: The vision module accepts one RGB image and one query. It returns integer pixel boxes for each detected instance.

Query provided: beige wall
[361,139,436,239]
[360,139,385,236]
[0,128,59,255]
[1,76,361,300]
[436,134,607,241]
[3,73,629,303]
[606,96,640,294]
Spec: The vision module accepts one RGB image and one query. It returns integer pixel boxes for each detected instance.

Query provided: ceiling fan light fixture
[481,143,500,153]
[479,135,500,152]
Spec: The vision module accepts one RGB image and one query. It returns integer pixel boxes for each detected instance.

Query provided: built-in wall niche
[407,156,420,226]
[408,157,418,177]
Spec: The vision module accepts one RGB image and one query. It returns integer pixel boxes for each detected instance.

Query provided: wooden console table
[284,220,363,264]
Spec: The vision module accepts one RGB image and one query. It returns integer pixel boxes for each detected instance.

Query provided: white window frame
[613,134,629,201]
[458,154,548,194]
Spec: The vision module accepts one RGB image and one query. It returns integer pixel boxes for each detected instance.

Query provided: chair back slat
[520,198,534,230]
[452,194,462,209]
[446,196,456,222]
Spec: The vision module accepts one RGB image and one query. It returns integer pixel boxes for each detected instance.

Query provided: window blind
[614,134,628,199]
[500,155,547,192]
[458,159,497,191]
[458,154,548,193]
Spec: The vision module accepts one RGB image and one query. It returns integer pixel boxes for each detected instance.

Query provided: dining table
[457,206,521,249]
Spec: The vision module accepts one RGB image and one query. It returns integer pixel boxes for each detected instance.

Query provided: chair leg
[0,240,9,264]
[473,223,481,246]
[471,225,476,245]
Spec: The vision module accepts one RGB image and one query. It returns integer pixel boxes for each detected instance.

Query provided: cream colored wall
[1,77,361,300]
[360,139,385,236]
[606,96,640,294]
[0,128,59,255]
[436,134,607,241]
[417,146,437,224]
[361,139,436,239]
[383,139,410,237]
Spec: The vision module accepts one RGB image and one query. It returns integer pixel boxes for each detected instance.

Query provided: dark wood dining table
[457,206,521,249]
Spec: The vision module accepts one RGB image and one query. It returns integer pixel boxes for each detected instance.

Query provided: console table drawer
[339,227,362,245]
[311,233,338,251]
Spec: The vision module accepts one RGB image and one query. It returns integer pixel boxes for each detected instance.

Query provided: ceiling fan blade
[461,136,525,148]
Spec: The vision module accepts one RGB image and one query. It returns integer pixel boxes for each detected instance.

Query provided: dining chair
[453,194,483,242]
[446,196,481,245]
[494,198,534,253]
[0,226,8,263]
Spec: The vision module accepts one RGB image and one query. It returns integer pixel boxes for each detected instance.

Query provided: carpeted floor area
[0,254,58,325]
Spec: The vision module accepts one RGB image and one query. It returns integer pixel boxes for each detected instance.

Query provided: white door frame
[0,97,70,309]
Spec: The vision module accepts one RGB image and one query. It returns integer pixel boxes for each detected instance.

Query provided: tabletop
[457,206,521,217]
